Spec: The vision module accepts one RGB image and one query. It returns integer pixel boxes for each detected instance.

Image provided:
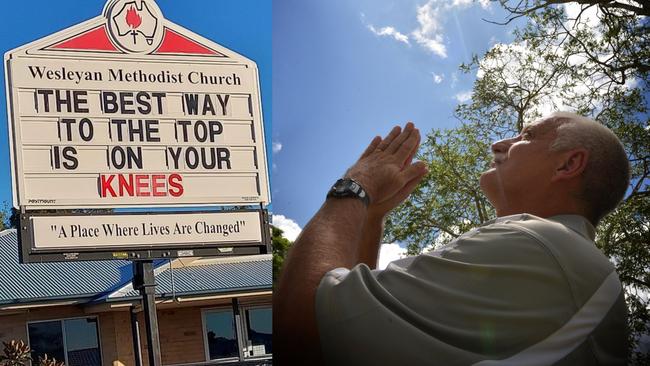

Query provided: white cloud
[454,90,473,103]
[412,1,447,58]
[452,0,473,7]
[564,3,601,29]
[272,215,302,241]
[411,0,487,58]
[378,243,407,269]
[431,72,444,84]
[363,0,490,58]
[272,141,283,154]
[451,72,459,88]
[368,24,410,45]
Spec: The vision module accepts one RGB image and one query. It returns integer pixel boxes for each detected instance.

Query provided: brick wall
[158,306,208,365]
[0,294,271,366]
[0,305,121,366]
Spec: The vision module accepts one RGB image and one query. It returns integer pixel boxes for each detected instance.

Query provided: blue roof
[153,260,270,295]
[0,230,131,304]
[105,259,272,301]
[0,230,272,305]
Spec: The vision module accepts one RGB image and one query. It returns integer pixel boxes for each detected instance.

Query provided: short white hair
[547,112,630,225]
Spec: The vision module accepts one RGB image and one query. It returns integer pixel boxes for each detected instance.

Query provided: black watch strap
[326,178,370,207]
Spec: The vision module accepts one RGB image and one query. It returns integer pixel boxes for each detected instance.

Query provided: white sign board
[31,211,262,250]
[19,209,268,262]
[5,0,270,209]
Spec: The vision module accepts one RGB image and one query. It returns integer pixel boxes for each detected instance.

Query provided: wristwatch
[326,178,370,207]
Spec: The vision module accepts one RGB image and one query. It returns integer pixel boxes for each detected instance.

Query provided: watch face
[327,178,369,206]
[331,179,351,196]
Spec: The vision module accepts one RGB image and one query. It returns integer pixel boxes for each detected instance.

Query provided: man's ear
[553,148,589,181]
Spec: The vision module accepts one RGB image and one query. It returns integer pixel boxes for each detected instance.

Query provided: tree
[492,0,649,82]
[386,0,649,360]
[385,125,495,255]
[272,226,292,287]
[3,206,113,232]
[0,203,13,231]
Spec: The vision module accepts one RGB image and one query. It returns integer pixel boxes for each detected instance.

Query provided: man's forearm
[358,212,385,268]
[274,197,367,363]
[274,123,425,363]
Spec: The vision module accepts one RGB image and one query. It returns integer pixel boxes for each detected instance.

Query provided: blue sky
[271,0,522,242]
[0,0,526,259]
[0,0,271,210]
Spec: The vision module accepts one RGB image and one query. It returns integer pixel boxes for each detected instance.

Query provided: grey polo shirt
[316,214,628,365]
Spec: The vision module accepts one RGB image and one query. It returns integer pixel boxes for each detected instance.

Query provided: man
[274,112,630,365]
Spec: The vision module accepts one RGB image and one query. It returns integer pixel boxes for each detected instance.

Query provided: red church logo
[106,0,163,53]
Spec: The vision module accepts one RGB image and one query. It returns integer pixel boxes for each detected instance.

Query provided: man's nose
[491,137,514,154]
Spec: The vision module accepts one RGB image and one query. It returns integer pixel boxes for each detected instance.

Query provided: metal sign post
[133,260,162,366]
[129,305,144,366]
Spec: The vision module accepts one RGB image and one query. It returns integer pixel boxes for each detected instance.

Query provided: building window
[202,304,272,362]
[242,307,272,358]
[27,317,101,366]
[203,309,239,360]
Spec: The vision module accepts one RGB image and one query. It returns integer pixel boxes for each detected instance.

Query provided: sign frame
[4,0,272,263]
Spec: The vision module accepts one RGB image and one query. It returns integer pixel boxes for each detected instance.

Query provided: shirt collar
[547,214,596,241]
[486,213,596,241]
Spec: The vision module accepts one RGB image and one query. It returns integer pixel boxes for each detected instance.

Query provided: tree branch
[601,2,650,16]
[619,274,650,289]
[426,218,460,238]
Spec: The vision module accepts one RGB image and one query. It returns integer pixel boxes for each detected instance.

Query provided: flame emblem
[107,0,163,53]
[126,6,142,29]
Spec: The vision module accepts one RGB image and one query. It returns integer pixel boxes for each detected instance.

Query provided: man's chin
[479,170,498,203]
[479,168,496,184]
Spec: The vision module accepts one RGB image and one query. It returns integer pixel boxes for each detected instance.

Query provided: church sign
[4,0,270,262]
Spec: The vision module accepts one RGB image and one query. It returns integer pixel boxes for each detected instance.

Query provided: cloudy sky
[0,0,532,268]
[272,0,524,267]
